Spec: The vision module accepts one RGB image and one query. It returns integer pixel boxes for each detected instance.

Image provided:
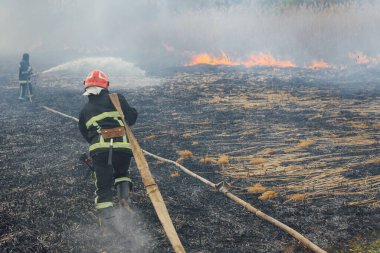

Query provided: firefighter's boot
[97,207,120,235]
[116,181,132,208]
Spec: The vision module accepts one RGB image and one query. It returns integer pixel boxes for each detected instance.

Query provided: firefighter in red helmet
[78,70,137,229]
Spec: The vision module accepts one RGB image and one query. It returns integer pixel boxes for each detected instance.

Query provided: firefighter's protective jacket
[19,60,32,83]
[78,90,137,156]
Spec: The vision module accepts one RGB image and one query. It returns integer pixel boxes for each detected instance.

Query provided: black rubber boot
[116,181,132,207]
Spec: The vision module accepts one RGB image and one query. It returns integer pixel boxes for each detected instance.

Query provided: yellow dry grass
[259,191,277,200]
[364,157,380,164]
[328,135,375,146]
[183,132,197,138]
[144,134,156,141]
[175,157,185,165]
[345,199,377,206]
[217,155,230,165]
[295,139,315,148]
[236,95,254,109]
[177,150,193,157]
[257,148,275,155]
[250,157,266,165]
[308,114,323,121]
[286,193,306,201]
[283,165,304,172]
[208,96,222,103]
[167,72,380,207]
[200,156,217,164]
[350,121,368,129]
[247,183,267,194]
[243,102,254,109]
[170,171,180,177]
[372,121,380,128]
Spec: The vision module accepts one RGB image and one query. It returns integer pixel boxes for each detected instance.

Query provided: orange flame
[309,59,330,69]
[350,51,369,64]
[187,52,296,68]
[349,51,380,66]
[189,52,234,66]
[242,53,296,68]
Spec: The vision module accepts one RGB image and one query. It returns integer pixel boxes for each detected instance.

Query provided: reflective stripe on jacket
[78,90,137,156]
[86,110,131,152]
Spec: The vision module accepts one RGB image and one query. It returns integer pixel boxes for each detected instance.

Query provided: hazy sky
[0,0,379,70]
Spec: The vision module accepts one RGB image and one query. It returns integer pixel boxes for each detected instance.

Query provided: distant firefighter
[78,70,138,231]
[18,53,33,100]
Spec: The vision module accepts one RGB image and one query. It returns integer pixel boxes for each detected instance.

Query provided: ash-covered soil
[1,67,379,253]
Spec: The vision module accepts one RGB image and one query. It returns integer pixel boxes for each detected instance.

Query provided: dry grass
[329,135,376,146]
[286,193,307,201]
[308,114,323,121]
[176,150,193,165]
[282,244,296,253]
[236,95,254,109]
[200,156,217,164]
[143,134,156,141]
[183,132,197,138]
[247,183,267,194]
[372,121,380,128]
[259,191,277,200]
[217,155,230,165]
[168,72,380,207]
[350,121,369,129]
[208,96,222,103]
[241,97,254,109]
[185,85,196,91]
[286,139,316,152]
[170,171,180,177]
[257,148,275,155]
[364,157,380,164]
[250,157,266,165]
[295,139,315,148]
[175,157,185,165]
[177,150,193,157]
[345,199,377,206]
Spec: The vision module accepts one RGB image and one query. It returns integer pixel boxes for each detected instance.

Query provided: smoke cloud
[1,0,379,71]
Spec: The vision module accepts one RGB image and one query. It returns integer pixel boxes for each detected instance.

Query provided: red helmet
[84,70,109,89]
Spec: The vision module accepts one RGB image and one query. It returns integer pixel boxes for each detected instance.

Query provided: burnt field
[1,66,380,252]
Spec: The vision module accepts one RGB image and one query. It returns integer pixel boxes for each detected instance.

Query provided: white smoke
[69,208,154,253]
[1,1,379,69]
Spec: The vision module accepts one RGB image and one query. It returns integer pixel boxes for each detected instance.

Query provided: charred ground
[0,66,379,253]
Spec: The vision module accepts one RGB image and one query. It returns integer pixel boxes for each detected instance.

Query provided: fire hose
[42,105,327,253]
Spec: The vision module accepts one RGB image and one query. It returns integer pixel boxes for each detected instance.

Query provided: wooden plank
[109,93,185,253]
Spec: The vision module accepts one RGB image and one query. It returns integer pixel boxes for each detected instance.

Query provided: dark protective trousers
[19,82,33,99]
[92,151,132,210]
